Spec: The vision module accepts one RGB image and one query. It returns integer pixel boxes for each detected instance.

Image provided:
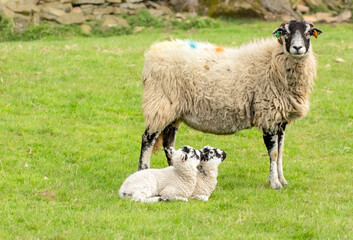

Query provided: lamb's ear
[200,147,209,161]
[200,152,208,161]
[309,27,323,39]
[199,152,204,161]
[165,147,175,156]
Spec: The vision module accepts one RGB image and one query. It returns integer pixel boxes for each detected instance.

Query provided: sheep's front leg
[138,129,160,170]
[263,130,282,189]
[277,123,288,186]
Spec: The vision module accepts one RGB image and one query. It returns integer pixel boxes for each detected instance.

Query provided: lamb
[138,20,323,189]
[192,146,226,201]
[119,145,201,202]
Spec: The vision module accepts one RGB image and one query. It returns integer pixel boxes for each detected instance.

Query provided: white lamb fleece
[119,146,201,202]
[192,146,226,201]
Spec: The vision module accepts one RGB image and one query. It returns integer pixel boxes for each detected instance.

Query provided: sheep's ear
[309,27,323,39]
[272,27,285,38]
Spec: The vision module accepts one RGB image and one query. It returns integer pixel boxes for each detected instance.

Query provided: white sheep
[138,20,323,190]
[119,146,201,202]
[192,146,226,201]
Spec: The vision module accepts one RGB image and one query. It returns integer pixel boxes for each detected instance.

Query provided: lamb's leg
[195,195,209,201]
[138,129,160,170]
[131,193,162,203]
[141,197,164,203]
[160,196,188,202]
[277,123,288,186]
[162,121,182,166]
[159,187,189,202]
[263,130,282,189]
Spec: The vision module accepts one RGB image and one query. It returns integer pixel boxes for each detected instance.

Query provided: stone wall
[198,0,351,22]
[0,0,174,32]
[0,0,351,33]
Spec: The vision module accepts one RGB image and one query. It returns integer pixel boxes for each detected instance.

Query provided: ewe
[119,146,201,202]
[138,20,322,189]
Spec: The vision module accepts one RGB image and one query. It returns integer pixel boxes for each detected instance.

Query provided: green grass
[0,21,352,239]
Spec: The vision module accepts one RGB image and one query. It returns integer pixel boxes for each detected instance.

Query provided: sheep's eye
[210,150,214,155]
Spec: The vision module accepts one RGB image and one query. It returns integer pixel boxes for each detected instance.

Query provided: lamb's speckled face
[165,146,202,168]
[272,20,322,58]
[200,146,226,166]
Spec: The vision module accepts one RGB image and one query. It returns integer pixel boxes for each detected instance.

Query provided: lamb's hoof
[196,195,209,201]
[270,180,283,190]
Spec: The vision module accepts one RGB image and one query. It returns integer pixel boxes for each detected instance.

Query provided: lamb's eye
[210,150,214,155]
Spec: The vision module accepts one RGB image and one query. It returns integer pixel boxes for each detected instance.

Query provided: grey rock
[106,0,122,3]
[146,1,161,9]
[72,0,104,4]
[133,26,144,33]
[120,2,146,10]
[296,4,310,13]
[42,2,73,13]
[101,15,129,28]
[0,6,16,18]
[335,10,352,22]
[13,14,31,32]
[40,5,66,20]
[113,6,129,14]
[93,5,113,15]
[126,0,143,3]
[80,4,95,14]
[261,0,300,19]
[148,6,173,17]
[32,12,41,25]
[71,7,82,13]
[57,12,85,24]
[80,24,91,34]
[5,1,39,14]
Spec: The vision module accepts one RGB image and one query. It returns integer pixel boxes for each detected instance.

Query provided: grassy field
[1,21,352,239]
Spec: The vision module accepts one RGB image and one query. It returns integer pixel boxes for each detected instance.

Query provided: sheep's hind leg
[138,129,160,170]
[162,121,182,166]
[263,130,282,189]
[277,123,288,186]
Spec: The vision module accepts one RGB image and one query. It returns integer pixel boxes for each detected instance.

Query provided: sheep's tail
[152,133,163,153]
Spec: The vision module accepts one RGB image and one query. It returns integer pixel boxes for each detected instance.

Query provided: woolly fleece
[142,38,316,134]
[119,146,200,202]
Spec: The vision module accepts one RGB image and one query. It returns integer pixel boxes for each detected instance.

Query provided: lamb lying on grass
[192,146,226,201]
[119,146,201,203]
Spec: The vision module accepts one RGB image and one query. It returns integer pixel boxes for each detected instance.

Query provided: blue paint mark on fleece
[188,41,197,49]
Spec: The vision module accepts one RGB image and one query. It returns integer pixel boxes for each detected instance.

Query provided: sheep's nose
[293,45,302,51]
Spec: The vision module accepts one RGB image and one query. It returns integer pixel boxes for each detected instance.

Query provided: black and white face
[165,145,202,168]
[200,146,226,166]
[272,20,322,58]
